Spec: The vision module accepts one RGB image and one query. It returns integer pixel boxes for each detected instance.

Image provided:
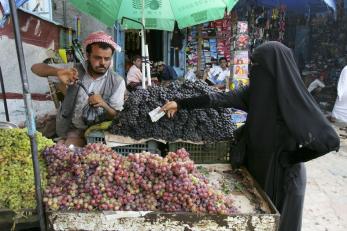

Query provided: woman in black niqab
[246,41,339,230]
[162,41,340,231]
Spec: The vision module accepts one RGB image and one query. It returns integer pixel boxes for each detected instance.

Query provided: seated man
[157,61,178,82]
[307,75,325,95]
[203,57,230,90]
[31,31,126,147]
[126,55,142,91]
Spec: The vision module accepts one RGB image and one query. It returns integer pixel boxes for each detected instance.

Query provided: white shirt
[332,66,347,122]
[308,79,325,93]
[208,66,230,84]
[184,69,197,82]
[72,71,126,129]
[126,65,142,84]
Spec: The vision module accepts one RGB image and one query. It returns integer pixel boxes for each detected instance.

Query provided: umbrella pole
[0,66,10,122]
[121,16,149,88]
[145,45,151,86]
[141,0,146,89]
[141,29,146,89]
[8,1,46,230]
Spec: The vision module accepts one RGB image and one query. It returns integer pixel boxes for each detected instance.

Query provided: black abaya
[177,41,339,231]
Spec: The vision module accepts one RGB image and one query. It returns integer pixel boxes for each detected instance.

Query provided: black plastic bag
[77,81,106,126]
[82,101,107,126]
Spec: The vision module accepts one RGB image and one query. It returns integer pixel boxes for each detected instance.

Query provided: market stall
[0,1,284,230]
[1,79,280,231]
[46,163,279,231]
[40,79,278,230]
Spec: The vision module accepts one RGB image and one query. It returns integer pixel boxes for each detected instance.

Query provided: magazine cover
[233,50,249,65]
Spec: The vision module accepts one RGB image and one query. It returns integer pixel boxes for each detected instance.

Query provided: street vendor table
[46,164,280,231]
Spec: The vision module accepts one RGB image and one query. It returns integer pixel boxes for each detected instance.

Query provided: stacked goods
[0,128,54,211]
[109,80,235,142]
[43,143,238,215]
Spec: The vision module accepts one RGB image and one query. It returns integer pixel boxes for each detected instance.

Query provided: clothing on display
[185,12,235,77]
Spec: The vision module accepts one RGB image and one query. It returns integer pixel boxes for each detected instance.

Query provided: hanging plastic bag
[76,81,107,126]
[81,94,107,126]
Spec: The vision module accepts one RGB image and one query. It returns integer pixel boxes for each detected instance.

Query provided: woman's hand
[161,101,178,118]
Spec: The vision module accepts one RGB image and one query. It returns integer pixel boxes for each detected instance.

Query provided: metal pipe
[114,23,125,77]
[145,44,151,86]
[141,0,146,89]
[63,0,67,47]
[121,17,145,31]
[8,1,46,230]
[121,16,147,88]
[0,67,10,121]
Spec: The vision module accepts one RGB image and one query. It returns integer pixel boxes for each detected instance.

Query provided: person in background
[202,63,212,82]
[126,55,142,91]
[184,66,197,82]
[204,57,230,90]
[31,31,126,147]
[157,61,177,82]
[162,41,339,231]
[331,65,347,123]
[307,74,326,95]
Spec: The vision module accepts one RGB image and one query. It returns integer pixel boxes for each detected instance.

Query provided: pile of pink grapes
[42,143,238,215]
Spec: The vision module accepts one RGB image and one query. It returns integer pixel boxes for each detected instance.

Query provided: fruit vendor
[162,41,339,231]
[31,31,126,147]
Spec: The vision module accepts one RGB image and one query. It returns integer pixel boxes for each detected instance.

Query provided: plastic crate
[168,141,231,164]
[85,131,161,155]
[113,141,160,156]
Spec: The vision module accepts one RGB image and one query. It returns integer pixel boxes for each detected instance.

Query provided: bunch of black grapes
[109,80,235,142]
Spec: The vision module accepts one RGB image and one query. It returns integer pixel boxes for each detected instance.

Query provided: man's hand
[88,94,106,108]
[57,68,79,85]
[161,101,178,118]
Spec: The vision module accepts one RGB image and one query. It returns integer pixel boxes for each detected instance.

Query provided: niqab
[249,41,339,156]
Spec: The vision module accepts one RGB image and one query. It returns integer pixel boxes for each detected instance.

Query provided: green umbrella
[69,0,239,88]
[70,0,239,31]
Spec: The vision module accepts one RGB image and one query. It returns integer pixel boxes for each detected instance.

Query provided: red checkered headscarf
[83,31,121,52]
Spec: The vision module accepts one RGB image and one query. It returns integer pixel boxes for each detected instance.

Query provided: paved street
[302,121,347,231]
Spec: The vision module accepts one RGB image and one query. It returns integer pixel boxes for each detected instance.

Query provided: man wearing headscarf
[162,41,340,231]
[31,31,126,147]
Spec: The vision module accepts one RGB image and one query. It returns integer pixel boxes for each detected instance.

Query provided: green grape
[0,128,54,212]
